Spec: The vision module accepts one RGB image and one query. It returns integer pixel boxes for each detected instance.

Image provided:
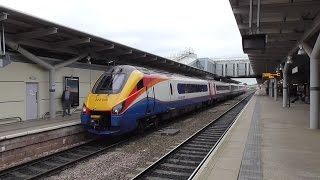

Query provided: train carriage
[81,65,245,135]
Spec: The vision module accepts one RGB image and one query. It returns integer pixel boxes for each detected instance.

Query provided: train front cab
[80,66,144,135]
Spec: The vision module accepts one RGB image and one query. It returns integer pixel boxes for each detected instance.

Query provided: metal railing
[0,116,22,125]
[42,109,82,119]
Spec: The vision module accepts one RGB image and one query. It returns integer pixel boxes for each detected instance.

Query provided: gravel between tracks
[46,93,249,180]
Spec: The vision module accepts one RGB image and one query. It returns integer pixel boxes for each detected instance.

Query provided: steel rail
[131,92,254,180]
[0,136,132,180]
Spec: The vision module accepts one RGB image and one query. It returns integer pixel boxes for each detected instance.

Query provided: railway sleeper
[0,173,20,180]
[28,165,48,172]
[191,138,217,143]
[179,150,208,155]
[60,153,82,160]
[200,131,224,135]
[169,155,203,162]
[195,137,220,141]
[166,158,200,166]
[186,143,212,148]
[181,146,211,152]
[148,169,190,179]
[160,163,196,171]
[158,163,196,173]
[30,162,55,170]
[196,134,221,138]
[173,153,204,159]
[188,140,216,145]
[8,171,28,179]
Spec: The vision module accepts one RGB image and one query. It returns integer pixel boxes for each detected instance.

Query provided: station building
[0,54,104,121]
[169,50,254,77]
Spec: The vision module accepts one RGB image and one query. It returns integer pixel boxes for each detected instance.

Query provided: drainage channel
[132,93,254,180]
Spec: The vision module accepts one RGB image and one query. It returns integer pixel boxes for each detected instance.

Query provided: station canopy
[230,0,320,78]
[0,6,240,83]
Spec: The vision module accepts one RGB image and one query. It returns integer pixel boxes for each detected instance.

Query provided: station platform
[0,113,88,171]
[193,90,320,180]
[0,113,80,140]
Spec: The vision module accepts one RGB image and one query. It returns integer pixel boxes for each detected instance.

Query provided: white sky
[0,0,256,84]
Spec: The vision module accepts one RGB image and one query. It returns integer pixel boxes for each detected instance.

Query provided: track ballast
[132,93,253,180]
[0,137,130,180]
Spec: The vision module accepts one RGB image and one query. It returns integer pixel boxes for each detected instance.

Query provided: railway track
[132,93,253,180]
[0,93,252,180]
[0,136,130,180]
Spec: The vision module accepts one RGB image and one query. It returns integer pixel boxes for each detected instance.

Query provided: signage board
[292,66,298,74]
[64,76,80,107]
[262,73,280,79]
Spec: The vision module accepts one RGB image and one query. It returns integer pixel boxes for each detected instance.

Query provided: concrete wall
[0,61,104,121]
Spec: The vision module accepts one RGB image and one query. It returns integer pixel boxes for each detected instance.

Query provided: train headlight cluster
[82,104,90,115]
[112,101,125,115]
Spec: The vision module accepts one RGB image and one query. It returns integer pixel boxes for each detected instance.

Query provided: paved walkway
[193,90,320,180]
[0,113,80,139]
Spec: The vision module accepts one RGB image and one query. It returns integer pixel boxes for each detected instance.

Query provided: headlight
[82,104,90,115]
[112,101,125,115]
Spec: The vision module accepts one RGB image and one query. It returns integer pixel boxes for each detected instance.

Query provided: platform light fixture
[107,60,114,66]
[298,45,306,55]
[86,56,91,64]
[286,56,293,64]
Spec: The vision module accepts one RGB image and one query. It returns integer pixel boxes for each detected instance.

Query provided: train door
[208,82,212,97]
[169,81,173,103]
[146,86,155,114]
[212,82,216,95]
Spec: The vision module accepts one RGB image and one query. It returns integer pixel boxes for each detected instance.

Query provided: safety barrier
[0,116,22,125]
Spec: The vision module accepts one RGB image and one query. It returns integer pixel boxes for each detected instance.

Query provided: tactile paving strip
[238,99,263,180]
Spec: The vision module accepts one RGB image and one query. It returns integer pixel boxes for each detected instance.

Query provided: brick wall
[0,125,94,171]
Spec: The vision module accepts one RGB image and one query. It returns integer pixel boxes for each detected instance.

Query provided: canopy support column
[310,33,320,129]
[274,78,277,101]
[283,62,289,107]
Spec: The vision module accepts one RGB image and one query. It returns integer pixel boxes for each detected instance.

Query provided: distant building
[169,50,253,77]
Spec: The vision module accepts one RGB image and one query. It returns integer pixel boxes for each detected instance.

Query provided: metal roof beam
[94,44,114,52]
[81,44,115,55]
[52,37,91,47]
[233,1,320,14]
[119,53,147,61]
[103,49,133,57]
[154,59,167,64]
[8,37,79,54]
[266,41,293,48]
[6,18,33,28]
[15,27,58,40]
[143,57,157,62]
[286,12,320,62]
[239,20,312,30]
[266,33,303,42]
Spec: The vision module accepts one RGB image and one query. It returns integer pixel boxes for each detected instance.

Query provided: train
[80,65,246,135]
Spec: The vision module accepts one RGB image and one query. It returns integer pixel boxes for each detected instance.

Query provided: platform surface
[0,113,80,139]
[193,90,320,180]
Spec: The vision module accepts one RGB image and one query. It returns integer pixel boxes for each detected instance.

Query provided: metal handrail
[42,108,81,118]
[0,116,22,125]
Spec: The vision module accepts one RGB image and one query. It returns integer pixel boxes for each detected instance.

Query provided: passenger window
[170,83,173,95]
[137,79,144,90]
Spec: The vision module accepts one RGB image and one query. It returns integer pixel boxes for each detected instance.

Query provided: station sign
[292,66,298,74]
[262,73,280,79]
